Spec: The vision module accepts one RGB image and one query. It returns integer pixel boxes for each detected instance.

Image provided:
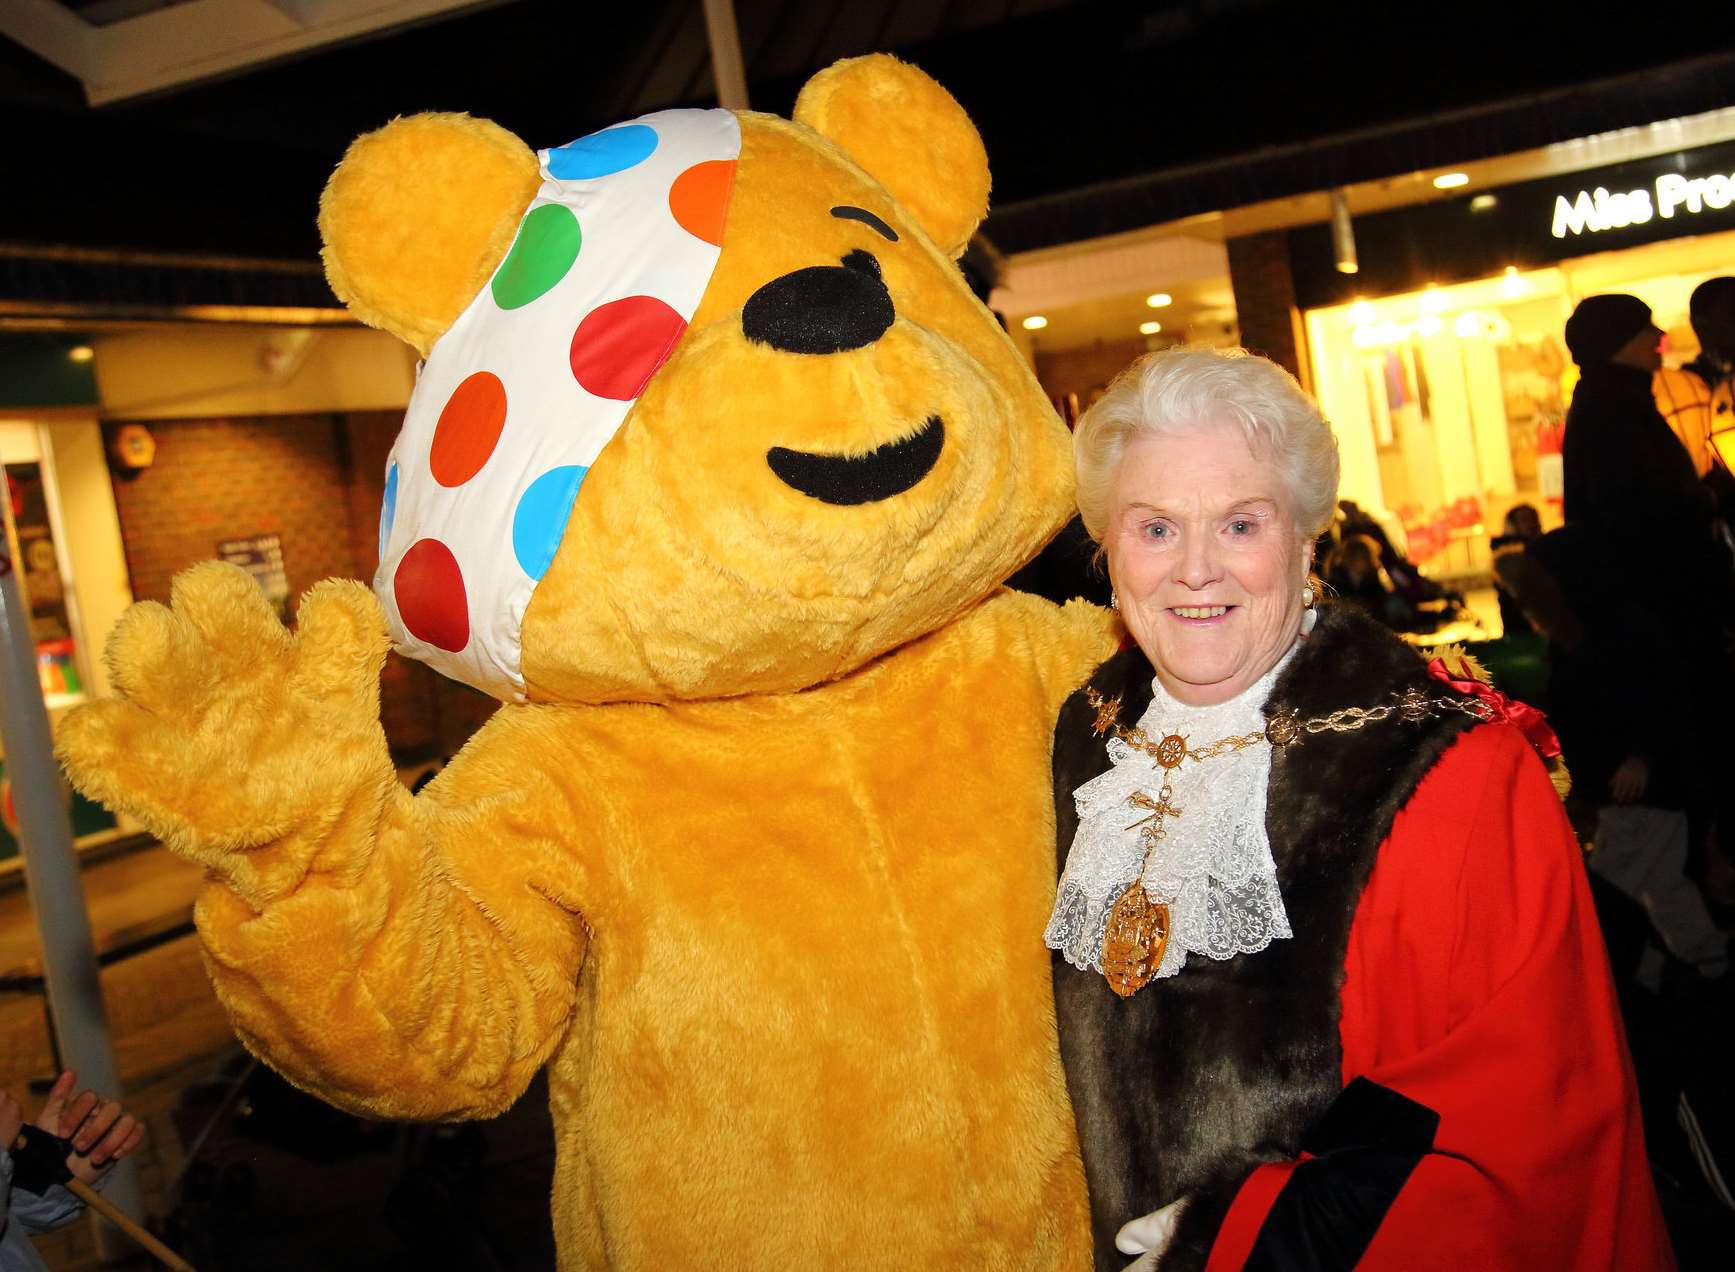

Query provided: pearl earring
[1301,583,1315,608]
[1109,592,1120,612]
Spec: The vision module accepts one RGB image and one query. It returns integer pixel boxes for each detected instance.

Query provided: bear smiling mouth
[766,415,945,505]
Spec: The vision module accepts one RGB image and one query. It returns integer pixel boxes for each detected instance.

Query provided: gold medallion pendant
[1101,880,1170,998]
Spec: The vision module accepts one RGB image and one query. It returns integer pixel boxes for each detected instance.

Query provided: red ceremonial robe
[1206,724,1673,1270]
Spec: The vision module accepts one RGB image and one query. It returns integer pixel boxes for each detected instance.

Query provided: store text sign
[1552,170,1735,238]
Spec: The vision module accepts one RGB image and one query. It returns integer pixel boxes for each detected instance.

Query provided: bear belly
[541,663,1092,1270]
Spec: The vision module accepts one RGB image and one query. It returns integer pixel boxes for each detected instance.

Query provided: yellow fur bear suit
[60,55,1116,1269]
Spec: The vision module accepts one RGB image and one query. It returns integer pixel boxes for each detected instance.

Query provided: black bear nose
[742,250,894,354]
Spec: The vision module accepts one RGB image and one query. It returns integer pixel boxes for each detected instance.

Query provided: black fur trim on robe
[1050,604,1483,1272]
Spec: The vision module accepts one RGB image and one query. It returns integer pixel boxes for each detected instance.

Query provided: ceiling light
[1433,172,1470,189]
[1144,293,1172,309]
[1330,189,1358,274]
[1469,193,1498,212]
[1021,315,1048,330]
[68,345,95,363]
[1139,321,1162,335]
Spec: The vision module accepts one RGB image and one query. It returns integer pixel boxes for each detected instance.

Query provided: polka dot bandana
[375,108,740,700]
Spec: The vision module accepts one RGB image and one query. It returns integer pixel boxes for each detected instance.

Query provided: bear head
[320,54,1074,704]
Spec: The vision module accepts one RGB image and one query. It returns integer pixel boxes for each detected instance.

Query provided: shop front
[0,319,491,873]
[1294,138,1735,577]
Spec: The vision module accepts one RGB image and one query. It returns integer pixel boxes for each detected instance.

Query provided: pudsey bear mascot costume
[60,55,1118,1269]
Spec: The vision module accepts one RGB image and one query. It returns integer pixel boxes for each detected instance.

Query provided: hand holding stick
[6,1072,195,1272]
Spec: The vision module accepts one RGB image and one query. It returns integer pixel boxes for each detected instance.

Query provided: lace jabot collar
[1044,647,1296,981]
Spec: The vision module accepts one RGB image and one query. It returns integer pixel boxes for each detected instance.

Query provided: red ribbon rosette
[1426,655,1561,759]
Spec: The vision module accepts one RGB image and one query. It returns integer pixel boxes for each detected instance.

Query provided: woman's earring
[1301,583,1315,608]
[1109,591,1120,612]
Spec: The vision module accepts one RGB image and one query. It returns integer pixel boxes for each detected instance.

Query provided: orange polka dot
[669,159,736,246]
[430,372,508,487]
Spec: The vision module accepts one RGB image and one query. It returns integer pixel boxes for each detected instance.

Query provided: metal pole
[700,0,749,111]
[0,463,144,1245]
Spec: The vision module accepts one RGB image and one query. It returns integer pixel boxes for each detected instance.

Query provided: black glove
[8,1125,74,1195]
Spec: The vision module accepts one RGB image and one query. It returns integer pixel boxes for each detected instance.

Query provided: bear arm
[193,709,593,1122]
[995,591,1121,719]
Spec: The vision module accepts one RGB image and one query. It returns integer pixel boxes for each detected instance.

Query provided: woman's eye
[1229,520,1252,535]
[1143,523,1168,540]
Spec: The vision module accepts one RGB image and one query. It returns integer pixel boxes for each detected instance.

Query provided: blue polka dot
[512,465,586,581]
[379,462,398,558]
[547,125,658,180]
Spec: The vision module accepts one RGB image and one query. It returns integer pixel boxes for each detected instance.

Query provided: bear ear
[319,113,542,357]
[794,55,989,261]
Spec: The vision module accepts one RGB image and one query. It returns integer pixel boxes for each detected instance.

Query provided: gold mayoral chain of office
[1084,683,1494,997]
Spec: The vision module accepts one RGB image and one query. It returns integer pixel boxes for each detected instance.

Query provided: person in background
[1655,276,1735,482]
[1493,537,1724,978]
[1490,503,1542,637]
[1562,293,1734,710]
[1320,533,1415,630]
[1563,294,1707,534]
[1048,347,1669,1271]
[1328,499,1455,613]
[1,1071,145,1272]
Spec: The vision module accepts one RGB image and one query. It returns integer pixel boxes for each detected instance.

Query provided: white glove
[1116,1196,1190,1271]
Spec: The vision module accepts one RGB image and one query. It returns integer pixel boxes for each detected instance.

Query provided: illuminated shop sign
[1552,169,1735,237]
[1291,136,1735,309]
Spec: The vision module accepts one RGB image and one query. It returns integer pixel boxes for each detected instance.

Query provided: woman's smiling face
[1105,423,1312,706]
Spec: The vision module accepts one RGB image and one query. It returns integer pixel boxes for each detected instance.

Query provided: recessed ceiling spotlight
[1139,321,1163,335]
[1145,293,1172,308]
[1021,315,1048,330]
[1433,172,1471,189]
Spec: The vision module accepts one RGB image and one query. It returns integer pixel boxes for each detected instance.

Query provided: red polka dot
[668,159,735,246]
[394,539,469,652]
[430,372,507,487]
[569,296,688,401]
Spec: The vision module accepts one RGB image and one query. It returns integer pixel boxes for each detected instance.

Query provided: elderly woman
[1045,349,1670,1271]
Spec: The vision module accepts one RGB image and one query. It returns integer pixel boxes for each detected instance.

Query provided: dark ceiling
[3,0,1734,265]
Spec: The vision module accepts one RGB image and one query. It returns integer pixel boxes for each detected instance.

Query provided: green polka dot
[491,204,582,310]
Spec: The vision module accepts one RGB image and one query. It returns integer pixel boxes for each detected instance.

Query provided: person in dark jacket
[1563,294,1735,660]
[1562,294,1707,533]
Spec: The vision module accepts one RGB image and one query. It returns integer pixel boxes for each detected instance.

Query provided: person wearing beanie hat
[1563,293,1658,369]
[1561,293,1705,534]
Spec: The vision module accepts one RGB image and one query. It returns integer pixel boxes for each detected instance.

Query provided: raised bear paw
[57,562,394,868]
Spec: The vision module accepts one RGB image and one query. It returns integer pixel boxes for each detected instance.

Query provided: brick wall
[105,413,359,608]
[1035,337,1148,414]
[103,412,495,762]
[1227,230,1309,386]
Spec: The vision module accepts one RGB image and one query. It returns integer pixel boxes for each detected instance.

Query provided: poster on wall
[218,533,291,623]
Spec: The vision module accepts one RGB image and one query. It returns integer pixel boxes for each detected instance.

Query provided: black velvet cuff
[1157,1080,1440,1272]
[1243,1078,1440,1272]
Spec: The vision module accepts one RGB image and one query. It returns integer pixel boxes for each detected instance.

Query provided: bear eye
[831,206,898,242]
